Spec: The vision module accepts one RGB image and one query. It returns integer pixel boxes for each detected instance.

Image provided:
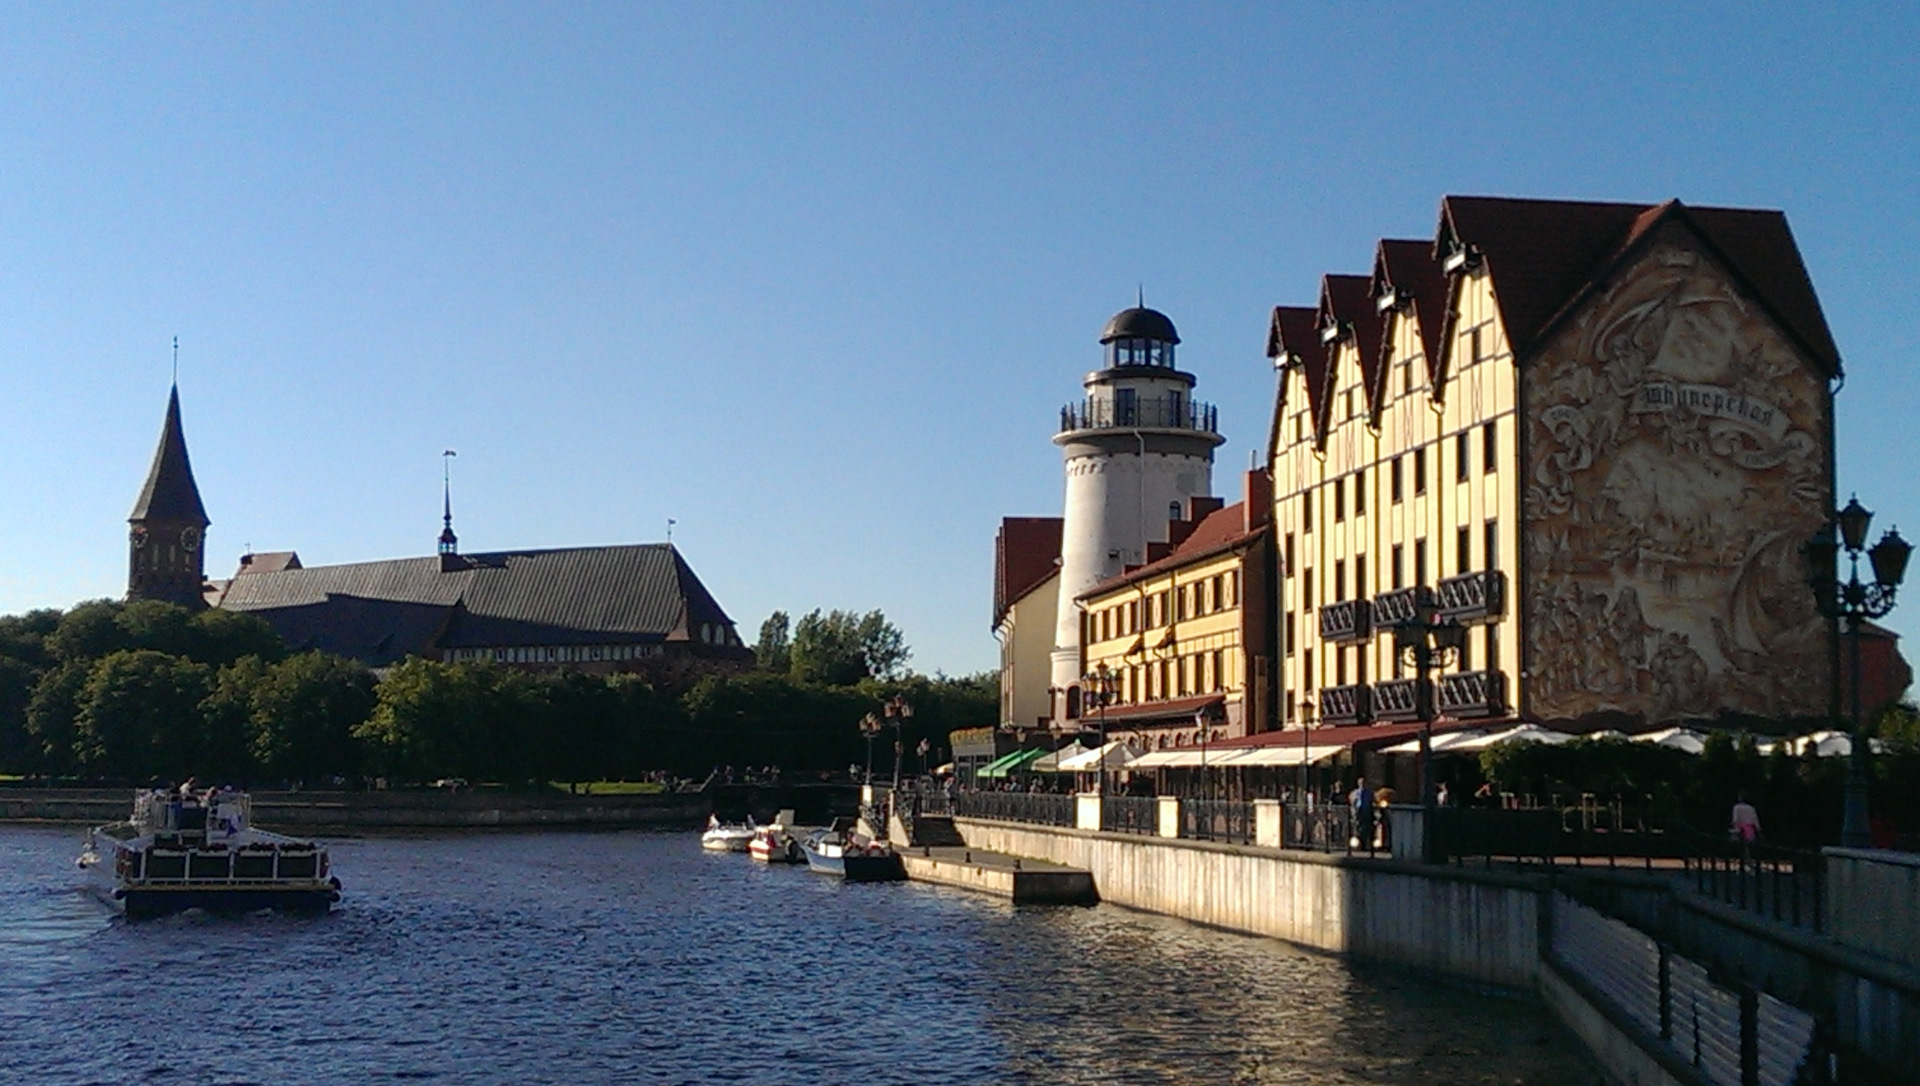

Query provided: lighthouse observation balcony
[1059,397,1219,435]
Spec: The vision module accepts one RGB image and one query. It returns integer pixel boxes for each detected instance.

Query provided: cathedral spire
[438,449,459,556]
[128,383,211,608]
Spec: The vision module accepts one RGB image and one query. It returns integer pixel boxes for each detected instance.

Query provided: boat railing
[127,842,328,886]
[132,790,253,836]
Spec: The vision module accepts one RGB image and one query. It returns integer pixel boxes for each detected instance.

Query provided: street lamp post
[884,695,914,787]
[1082,664,1117,799]
[1391,601,1467,813]
[859,712,883,785]
[1803,496,1911,848]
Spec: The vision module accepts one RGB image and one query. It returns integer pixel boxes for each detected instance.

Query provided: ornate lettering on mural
[1630,382,1788,441]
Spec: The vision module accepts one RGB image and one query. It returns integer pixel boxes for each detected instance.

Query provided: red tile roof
[993,517,1062,628]
[1435,195,1840,375]
[1078,501,1264,599]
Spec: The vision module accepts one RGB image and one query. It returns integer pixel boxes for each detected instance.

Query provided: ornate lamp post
[1803,496,1911,848]
[1391,601,1468,812]
[859,712,883,785]
[1082,663,1117,799]
[884,695,914,786]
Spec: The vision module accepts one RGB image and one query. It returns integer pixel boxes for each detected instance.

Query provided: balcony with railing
[1318,683,1371,725]
[1059,396,1220,435]
[1317,599,1370,643]
[1435,569,1505,623]
[1438,669,1508,718]
[1371,677,1428,722]
[1369,586,1431,630]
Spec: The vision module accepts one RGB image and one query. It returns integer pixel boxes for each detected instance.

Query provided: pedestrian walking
[1730,794,1760,857]
[1349,777,1376,851]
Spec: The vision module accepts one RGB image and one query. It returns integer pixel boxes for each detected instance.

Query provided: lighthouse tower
[1050,306,1224,713]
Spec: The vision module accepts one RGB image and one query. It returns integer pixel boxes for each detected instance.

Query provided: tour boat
[701,814,756,852]
[77,789,341,919]
[800,826,906,882]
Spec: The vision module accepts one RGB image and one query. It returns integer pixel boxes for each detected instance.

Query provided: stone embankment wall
[1824,847,1920,972]
[955,817,1541,989]
[0,788,708,829]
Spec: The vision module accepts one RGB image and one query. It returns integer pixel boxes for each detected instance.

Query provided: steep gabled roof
[1435,195,1840,376]
[1265,305,1327,452]
[1371,238,1450,392]
[993,517,1062,629]
[129,385,210,525]
[1320,273,1385,421]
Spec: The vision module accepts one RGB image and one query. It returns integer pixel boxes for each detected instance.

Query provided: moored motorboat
[77,788,341,919]
[701,814,755,852]
[748,809,804,864]
[800,824,906,882]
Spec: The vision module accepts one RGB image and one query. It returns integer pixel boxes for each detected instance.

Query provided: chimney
[1188,496,1225,521]
[1244,470,1272,530]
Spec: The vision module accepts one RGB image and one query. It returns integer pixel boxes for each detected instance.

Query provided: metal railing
[1101,795,1159,835]
[1683,841,1825,934]
[1059,397,1219,435]
[1180,799,1254,845]
[1282,803,1387,854]
[954,791,1074,828]
[1432,798,1684,869]
[1548,893,1819,1086]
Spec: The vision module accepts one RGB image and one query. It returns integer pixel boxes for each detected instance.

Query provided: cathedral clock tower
[127,385,211,609]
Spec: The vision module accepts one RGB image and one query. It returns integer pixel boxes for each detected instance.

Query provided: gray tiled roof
[219,544,742,657]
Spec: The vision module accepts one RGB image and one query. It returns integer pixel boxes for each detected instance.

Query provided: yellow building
[1076,472,1277,746]
[1269,197,1838,731]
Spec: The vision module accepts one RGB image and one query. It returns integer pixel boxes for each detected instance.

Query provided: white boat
[77,789,341,919]
[701,814,756,852]
[800,824,906,882]
[748,809,804,863]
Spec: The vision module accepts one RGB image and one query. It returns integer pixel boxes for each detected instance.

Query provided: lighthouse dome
[1099,306,1180,346]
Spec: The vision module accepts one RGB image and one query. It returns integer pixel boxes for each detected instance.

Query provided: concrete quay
[897,845,1096,905]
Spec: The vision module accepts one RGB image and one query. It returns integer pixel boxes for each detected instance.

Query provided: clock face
[180,526,201,552]
[130,526,148,548]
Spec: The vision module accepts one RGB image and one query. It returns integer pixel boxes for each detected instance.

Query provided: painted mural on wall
[1523,228,1830,722]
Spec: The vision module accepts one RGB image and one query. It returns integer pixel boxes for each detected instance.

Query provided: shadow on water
[0,826,1601,1086]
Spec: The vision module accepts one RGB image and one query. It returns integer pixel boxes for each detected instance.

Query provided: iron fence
[1180,799,1254,845]
[1683,841,1824,934]
[1431,798,1688,869]
[1282,803,1388,854]
[1101,795,1159,835]
[954,791,1075,828]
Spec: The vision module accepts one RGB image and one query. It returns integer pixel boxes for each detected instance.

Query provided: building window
[1285,533,1295,575]
[1303,490,1313,532]
[1392,544,1404,590]
[1303,572,1314,610]
[1457,526,1471,576]
[1228,570,1240,605]
[1390,456,1403,503]
[1483,422,1498,473]
[1353,473,1365,516]
[1459,630,1472,671]
[1343,389,1354,420]
[1158,661,1170,699]
[1456,432,1470,482]
[1414,448,1427,496]
[1211,574,1224,612]
[1294,414,1304,442]
[1485,520,1499,571]
[1354,554,1366,598]
[1401,360,1413,395]
[1332,479,1345,522]
[1415,539,1428,586]
[1126,601,1138,633]
[1333,560,1346,602]
[1212,649,1225,691]
[1336,646,1347,686]
[1303,648,1314,692]
[1486,625,1500,672]
[1285,612,1296,656]
[1470,326,1484,365]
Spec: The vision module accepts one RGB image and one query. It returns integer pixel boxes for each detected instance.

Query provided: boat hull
[116,885,341,920]
[801,842,906,882]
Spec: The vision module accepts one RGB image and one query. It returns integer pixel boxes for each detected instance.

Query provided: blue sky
[1,4,1917,675]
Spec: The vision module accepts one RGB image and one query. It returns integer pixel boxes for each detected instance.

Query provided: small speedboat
[78,788,341,919]
[800,824,906,882]
[748,810,804,864]
[701,815,755,852]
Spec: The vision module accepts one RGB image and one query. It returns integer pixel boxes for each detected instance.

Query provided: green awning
[976,748,1047,779]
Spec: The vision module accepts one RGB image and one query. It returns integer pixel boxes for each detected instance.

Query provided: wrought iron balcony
[1369,586,1432,630]
[1438,669,1508,718]
[1318,683,1371,726]
[1059,396,1220,435]
[1318,599,1371,643]
[1435,570,1506,624]
[1371,678,1429,722]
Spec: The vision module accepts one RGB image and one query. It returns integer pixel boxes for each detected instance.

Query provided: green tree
[45,599,285,669]
[0,608,63,671]
[789,609,910,684]
[356,659,543,784]
[246,652,375,783]
[0,655,41,773]
[753,611,791,674]
[74,650,212,781]
[24,660,90,777]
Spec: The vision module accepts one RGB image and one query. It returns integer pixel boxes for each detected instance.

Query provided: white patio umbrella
[1631,727,1707,755]
[1444,724,1573,753]
[1028,741,1090,772]
[1057,740,1142,772]
[1777,730,1887,757]
[1380,728,1495,755]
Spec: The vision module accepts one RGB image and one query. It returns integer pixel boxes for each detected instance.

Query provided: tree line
[0,600,995,789]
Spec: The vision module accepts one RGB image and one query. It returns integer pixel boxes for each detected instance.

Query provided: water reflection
[0,826,1599,1085]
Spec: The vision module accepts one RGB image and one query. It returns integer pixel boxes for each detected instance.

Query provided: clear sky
[2,3,1918,676]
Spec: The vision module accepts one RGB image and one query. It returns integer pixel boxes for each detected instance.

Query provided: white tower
[1050,306,1224,716]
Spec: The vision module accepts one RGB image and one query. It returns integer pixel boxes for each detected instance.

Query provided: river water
[0,826,1603,1085]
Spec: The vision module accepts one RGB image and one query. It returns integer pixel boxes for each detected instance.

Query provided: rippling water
[0,826,1602,1085]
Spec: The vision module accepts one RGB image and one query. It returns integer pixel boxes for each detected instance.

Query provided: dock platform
[898,846,1097,905]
